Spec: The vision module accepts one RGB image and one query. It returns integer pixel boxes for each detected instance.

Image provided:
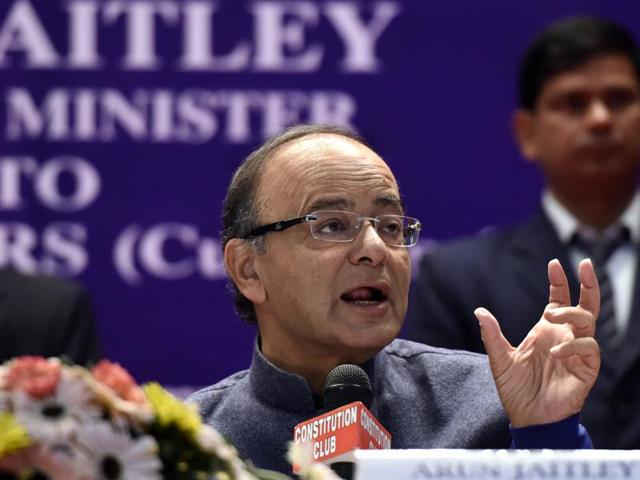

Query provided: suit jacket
[404,209,640,449]
[0,268,101,365]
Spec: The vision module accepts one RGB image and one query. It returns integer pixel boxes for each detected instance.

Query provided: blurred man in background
[0,267,101,365]
[405,16,640,448]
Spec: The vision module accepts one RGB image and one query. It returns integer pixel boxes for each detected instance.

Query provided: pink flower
[5,356,61,398]
[91,360,146,405]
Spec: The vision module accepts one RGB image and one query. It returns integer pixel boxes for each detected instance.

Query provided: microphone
[292,364,391,477]
[323,364,373,411]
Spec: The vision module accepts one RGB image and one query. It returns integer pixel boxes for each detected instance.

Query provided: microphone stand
[330,461,354,480]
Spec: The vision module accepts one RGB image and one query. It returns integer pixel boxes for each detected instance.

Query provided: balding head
[221,124,366,324]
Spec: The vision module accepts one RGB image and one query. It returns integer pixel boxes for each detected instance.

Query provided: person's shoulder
[426,224,522,261]
[382,339,500,407]
[382,339,497,389]
[188,369,250,400]
[414,218,539,283]
[384,338,488,366]
[380,340,506,439]
[0,267,85,300]
[187,370,250,418]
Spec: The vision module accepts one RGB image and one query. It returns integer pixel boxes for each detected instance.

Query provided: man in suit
[405,16,640,448]
[189,124,600,474]
[0,267,101,365]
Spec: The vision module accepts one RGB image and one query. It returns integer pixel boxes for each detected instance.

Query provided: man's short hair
[518,16,640,110]
[222,124,364,325]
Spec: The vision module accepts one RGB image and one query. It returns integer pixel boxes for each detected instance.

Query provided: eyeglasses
[242,210,422,247]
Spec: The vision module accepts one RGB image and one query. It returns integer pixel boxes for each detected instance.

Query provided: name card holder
[353,449,640,480]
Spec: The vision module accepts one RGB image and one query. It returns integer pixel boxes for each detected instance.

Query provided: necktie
[572,226,630,351]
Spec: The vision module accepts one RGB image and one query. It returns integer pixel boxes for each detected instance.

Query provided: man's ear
[513,109,539,162]
[224,239,267,304]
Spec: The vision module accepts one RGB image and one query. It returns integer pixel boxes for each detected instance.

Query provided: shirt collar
[248,337,317,413]
[620,191,640,243]
[541,191,579,243]
[542,189,640,244]
[248,336,378,413]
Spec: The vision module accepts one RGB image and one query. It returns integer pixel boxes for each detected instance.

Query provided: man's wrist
[509,414,593,449]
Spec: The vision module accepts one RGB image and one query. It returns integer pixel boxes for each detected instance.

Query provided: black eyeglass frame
[242,210,422,247]
[242,214,319,239]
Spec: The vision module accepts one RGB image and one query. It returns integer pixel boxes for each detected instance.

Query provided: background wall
[1,0,637,387]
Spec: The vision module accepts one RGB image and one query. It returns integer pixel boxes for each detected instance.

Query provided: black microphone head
[323,364,372,410]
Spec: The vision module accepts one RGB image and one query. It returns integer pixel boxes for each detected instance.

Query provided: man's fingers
[548,259,571,308]
[544,306,595,337]
[550,338,601,370]
[475,307,513,375]
[578,259,600,318]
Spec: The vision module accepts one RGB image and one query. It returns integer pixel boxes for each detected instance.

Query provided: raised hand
[475,259,601,427]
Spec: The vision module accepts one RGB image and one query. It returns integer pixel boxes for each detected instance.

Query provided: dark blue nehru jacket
[188,339,590,474]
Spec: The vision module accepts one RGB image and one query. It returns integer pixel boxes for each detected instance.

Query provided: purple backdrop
[1,0,638,387]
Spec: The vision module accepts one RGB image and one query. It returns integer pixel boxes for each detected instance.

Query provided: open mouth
[340,286,388,305]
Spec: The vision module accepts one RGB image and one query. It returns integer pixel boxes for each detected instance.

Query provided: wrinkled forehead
[256,134,400,218]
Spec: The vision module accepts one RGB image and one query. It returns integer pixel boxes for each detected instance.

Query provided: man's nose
[586,99,613,131]
[348,222,389,266]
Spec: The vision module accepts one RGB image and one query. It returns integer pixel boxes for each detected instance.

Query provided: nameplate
[353,449,640,480]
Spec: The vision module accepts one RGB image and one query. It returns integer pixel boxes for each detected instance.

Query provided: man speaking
[189,124,600,474]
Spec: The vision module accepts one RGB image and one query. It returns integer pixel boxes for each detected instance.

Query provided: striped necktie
[572,226,630,351]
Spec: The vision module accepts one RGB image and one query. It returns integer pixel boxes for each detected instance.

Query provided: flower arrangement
[0,356,297,480]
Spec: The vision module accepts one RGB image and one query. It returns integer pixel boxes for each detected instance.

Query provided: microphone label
[293,401,391,472]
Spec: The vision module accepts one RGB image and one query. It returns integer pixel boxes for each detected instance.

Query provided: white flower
[287,441,314,471]
[287,442,341,480]
[198,426,237,459]
[13,373,101,442]
[10,443,82,480]
[76,421,161,480]
[197,428,263,480]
